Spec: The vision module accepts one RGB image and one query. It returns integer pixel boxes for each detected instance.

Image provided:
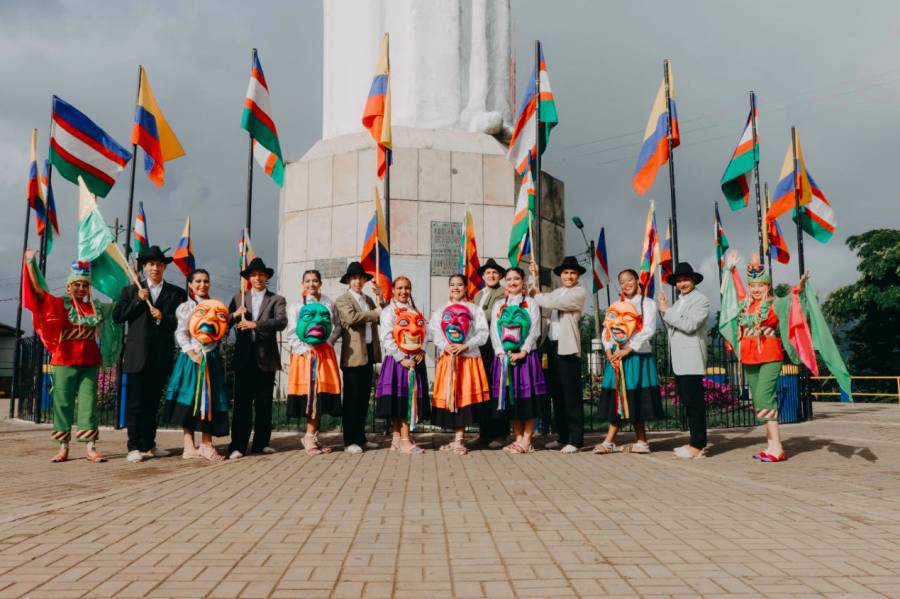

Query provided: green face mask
[496,305,531,352]
[296,302,333,346]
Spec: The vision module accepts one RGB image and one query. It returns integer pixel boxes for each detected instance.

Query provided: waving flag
[242,49,284,186]
[507,42,559,179]
[765,191,790,266]
[360,186,392,300]
[794,173,835,243]
[720,109,758,210]
[714,203,730,272]
[660,222,674,282]
[27,129,43,214]
[638,201,661,297]
[131,66,185,187]
[633,61,680,196]
[76,177,132,300]
[131,201,149,257]
[39,161,59,257]
[458,209,484,300]
[768,133,812,223]
[172,217,195,276]
[50,96,131,197]
[362,33,392,180]
[508,173,535,268]
[237,228,256,291]
[593,228,610,292]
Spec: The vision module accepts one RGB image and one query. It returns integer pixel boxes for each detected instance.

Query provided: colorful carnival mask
[188,299,229,345]
[393,307,426,353]
[296,302,333,346]
[602,301,642,346]
[440,303,472,344]
[496,304,531,352]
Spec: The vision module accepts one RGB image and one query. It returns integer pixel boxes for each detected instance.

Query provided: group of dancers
[25,239,822,464]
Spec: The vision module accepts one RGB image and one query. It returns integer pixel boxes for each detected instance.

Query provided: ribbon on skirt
[192,352,214,422]
[444,353,458,413]
[306,349,318,419]
[612,343,630,420]
[497,352,515,412]
[406,359,418,431]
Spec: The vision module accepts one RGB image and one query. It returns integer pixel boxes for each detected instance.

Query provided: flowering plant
[661,378,743,411]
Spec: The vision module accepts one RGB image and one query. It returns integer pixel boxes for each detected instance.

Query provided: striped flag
[50,96,132,197]
[172,217,195,276]
[131,66,185,187]
[238,228,256,291]
[458,209,484,300]
[720,109,758,211]
[76,177,132,300]
[715,204,730,272]
[638,201,661,297]
[360,186,392,300]
[508,173,535,268]
[362,33,392,180]
[507,42,558,179]
[633,61,680,196]
[794,173,835,243]
[131,201,149,257]
[593,228,609,292]
[767,216,790,265]
[660,222,674,283]
[27,129,43,214]
[241,49,284,186]
[39,160,60,257]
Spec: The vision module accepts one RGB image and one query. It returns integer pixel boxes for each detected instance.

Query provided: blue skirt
[598,352,663,424]
[490,351,547,420]
[165,350,230,436]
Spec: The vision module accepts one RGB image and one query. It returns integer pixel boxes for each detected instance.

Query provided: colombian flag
[362,33,392,180]
[172,217,195,276]
[360,186,392,300]
[131,66,185,187]
[633,61,680,196]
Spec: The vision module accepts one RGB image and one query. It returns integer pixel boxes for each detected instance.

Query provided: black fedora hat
[340,261,373,284]
[137,245,173,265]
[477,258,507,278]
[240,257,275,279]
[553,256,587,276]
[666,262,704,286]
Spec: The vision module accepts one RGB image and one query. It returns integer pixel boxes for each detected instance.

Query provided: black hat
[137,245,173,265]
[340,261,373,284]
[477,258,507,278]
[240,257,275,280]
[553,256,587,276]
[666,262,704,286]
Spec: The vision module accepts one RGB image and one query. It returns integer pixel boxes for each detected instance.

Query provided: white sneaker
[560,444,579,454]
[544,440,562,450]
[364,441,380,450]
[229,450,244,460]
[345,444,363,454]
[126,450,143,463]
[260,446,276,454]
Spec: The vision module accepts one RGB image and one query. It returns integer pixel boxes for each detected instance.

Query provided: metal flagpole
[764,182,774,281]
[715,201,723,289]
[10,204,32,418]
[533,40,542,288]
[588,239,601,341]
[663,59,679,265]
[791,126,806,278]
[33,161,53,424]
[750,91,764,259]
[384,37,391,247]
[668,217,675,304]
[245,49,256,236]
[125,65,142,262]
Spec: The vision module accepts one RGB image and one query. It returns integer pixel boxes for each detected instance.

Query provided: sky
[1,0,899,329]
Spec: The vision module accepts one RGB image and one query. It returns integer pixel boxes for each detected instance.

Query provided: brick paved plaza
[1,402,899,598]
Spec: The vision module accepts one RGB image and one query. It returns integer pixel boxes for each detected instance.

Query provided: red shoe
[752,452,767,460]
[760,452,786,463]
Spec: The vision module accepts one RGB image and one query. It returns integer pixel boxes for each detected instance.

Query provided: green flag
[77,177,131,300]
[717,267,741,361]
[802,285,852,401]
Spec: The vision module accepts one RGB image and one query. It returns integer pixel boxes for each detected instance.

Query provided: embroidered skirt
[165,350,230,436]
[490,351,547,420]
[431,353,490,429]
[287,345,342,419]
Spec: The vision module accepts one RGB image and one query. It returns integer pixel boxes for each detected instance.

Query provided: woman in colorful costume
[23,255,121,463]
[490,267,546,454]
[594,269,663,455]
[375,276,430,454]
[429,274,491,455]
[719,253,851,462]
[164,269,230,461]
[285,270,342,455]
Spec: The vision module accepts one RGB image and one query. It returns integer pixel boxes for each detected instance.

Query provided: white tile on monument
[389,200,418,255]
[357,148,379,204]
[333,151,358,206]
[418,149,451,203]
[307,208,333,260]
[283,161,309,213]
[390,256,430,314]
[483,154,515,206]
[450,152,483,204]
[278,261,307,306]
[331,203,358,257]
[281,211,308,263]
[390,147,418,200]
[483,205,514,260]
[308,156,334,209]
[417,201,452,260]
[356,200,372,250]
[429,276,449,326]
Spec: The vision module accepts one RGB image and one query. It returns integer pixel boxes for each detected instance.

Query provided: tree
[822,229,900,374]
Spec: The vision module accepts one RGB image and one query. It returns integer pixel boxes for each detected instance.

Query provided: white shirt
[250,289,265,320]
[548,309,560,341]
[174,297,218,354]
[147,280,163,304]
[349,289,373,344]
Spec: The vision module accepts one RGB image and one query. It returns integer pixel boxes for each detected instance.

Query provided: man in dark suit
[227,257,287,459]
[113,246,187,463]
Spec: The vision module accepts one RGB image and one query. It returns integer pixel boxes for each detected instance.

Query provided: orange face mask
[602,301,642,346]
[393,307,426,353]
[188,299,229,345]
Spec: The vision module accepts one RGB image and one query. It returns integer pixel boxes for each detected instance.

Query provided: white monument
[277,0,564,318]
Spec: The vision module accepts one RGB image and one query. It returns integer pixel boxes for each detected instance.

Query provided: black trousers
[341,363,373,447]
[676,374,707,449]
[476,344,509,441]
[125,364,168,452]
[547,343,584,447]
[229,365,276,454]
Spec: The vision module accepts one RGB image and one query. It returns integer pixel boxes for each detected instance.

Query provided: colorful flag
[593,228,609,292]
[50,96,132,197]
[241,50,284,186]
[39,161,59,257]
[768,133,812,223]
[660,221,674,282]
[720,109,759,210]
[638,201,661,297]
[714,203,730,272]
[131,201,149,257]
[238,228,256,291]
[632,61,680,196]
[508,173,535,267]
[76,177,132,300]
[765,192,790,266]
[793,173,835,243]
[360,186,392,300]
[27,129,43,214]
[362,33,392,180]
[507,42,559,179]
[131,66,185,187]
[172,217,195,276]
[458,209,484,300]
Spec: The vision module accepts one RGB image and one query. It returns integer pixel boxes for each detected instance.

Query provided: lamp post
[573,216,603,376]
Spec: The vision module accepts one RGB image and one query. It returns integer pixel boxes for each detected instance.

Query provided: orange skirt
[288,344,341,396]
[432,353,490,411]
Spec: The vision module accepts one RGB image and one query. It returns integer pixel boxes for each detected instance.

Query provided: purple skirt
[374,356,431,421]
[490,351,547,420]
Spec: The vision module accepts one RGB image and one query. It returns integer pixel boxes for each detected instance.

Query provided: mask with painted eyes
[188,299,229,345]
[602,301,642,346]
[392,307,426,353]
[496,304,531,352]
[440,303,472,344]
[296,302,333,346]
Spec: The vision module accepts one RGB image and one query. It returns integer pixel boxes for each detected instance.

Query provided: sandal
[760,452,786,463]
[50,445,69,463]
[620,441,651,454]
[198,444,225,462]
[592,442,616,455]
[302,433,331,455]
[502,442,525,454]
[441,440,467,455]
[85,449,107,463]
[398,438,425,455]
[182,448,200,460]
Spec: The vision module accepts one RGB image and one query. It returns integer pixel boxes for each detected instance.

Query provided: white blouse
[601,293,658,354]
[489,293,541,356]
[428,301,488,358]
[284,294,342,356]
[174,297,219,354]
[380,300,428,362]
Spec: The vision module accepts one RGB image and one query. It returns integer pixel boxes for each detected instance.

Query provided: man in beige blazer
[335,262,383,454]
